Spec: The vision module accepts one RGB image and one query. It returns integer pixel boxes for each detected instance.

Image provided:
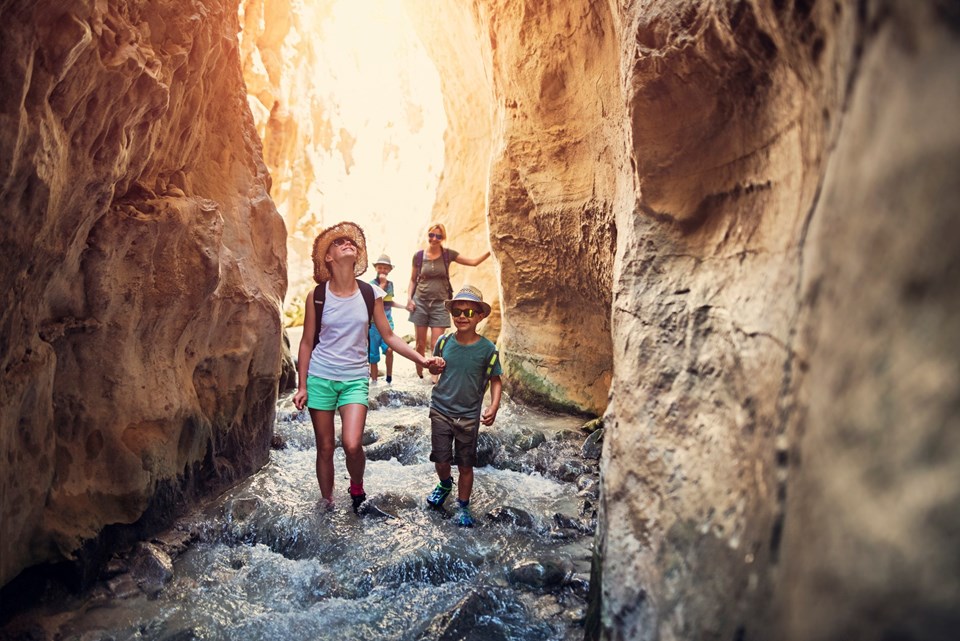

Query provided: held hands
[293,388,307,411]
[406,300,416,312]
[425,356,446,375]
[481,404,499,426]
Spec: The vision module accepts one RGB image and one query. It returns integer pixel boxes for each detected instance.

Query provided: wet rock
[362,430,379,446]
[553,458,592,482]
[152,526,197,559]
[129,542,173,597]
[106,572,141,599]
[372,388,427,408]
[365,433,421,465]
[270,434,286,450]
[580,428,604,460]
[423,590,510,641]
[474,432,499,467]
[508,558,570,590]
[512,428,546,451]
[225,497,260,523]
[487,505,537,530]
[576,476,600,500]
[553,512,596,536]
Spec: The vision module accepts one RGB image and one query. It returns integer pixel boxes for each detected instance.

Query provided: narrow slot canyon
[1,1,958,640]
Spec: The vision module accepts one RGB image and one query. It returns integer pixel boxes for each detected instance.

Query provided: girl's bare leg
[310,409,336,501]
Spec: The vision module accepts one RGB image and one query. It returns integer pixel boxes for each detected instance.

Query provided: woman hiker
[294,221,439,511]
[406,222,491,382]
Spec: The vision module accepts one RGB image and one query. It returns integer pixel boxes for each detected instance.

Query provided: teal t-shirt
[430,334,502,418]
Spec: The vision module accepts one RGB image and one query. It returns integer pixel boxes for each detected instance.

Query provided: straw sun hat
[311,221,368,283]
[444,285,492,317]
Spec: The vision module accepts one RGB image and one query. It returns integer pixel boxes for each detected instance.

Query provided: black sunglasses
[450,308,477,318]
[428,232,444,240]
[332,237,356,247]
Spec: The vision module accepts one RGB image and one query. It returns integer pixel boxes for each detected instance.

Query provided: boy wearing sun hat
[368,254,406,384]
[424,285,502,527]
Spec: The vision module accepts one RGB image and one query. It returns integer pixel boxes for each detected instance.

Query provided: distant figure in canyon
[367,254,407,384]
[425,285,502,527]
[406,223,491,383]
[294,222,437,512]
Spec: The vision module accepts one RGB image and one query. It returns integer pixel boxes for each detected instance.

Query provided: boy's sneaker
[385,375,392,384]
[455,504,475,528]
[426,482,452,509]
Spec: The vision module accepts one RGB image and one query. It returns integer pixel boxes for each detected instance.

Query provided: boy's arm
[481,375,502,426]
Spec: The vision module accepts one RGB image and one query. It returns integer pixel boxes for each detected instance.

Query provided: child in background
[368,254,406,384]
[425,285,502,527]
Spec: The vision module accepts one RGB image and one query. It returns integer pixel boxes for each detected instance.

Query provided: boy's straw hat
[372,254,394,268]
[311,221,368,283]
[444,285,491,316]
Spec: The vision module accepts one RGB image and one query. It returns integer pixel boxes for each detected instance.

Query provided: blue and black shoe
[455,503,475,528]
[426,482,452,509]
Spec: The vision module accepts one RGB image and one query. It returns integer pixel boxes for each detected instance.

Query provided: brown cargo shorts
[429,407,480,467]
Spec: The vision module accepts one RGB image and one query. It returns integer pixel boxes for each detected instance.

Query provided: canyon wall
[603,1,959,639]
[408,0,620,414]
[408,0,959,639]
[0,0,286,588]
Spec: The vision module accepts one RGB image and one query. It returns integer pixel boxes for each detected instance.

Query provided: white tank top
[307,282,385,380]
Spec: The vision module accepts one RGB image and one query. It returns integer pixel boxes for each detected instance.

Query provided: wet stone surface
[0,373,598,641]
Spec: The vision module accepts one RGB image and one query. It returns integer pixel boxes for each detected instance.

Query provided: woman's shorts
[428,407,480,467]
[409,298,450,328]
[306,376,369,411]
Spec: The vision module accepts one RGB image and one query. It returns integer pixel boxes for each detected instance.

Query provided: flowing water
[1,373,598,641]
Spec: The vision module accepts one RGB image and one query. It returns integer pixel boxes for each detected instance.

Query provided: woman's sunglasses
[450,308,477,318]
[332,237,356,247]
[428,233,443,240]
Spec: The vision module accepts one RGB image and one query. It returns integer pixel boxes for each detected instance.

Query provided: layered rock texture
[0,0,286,589]
[404,0,960,639]
[2,0,958,639]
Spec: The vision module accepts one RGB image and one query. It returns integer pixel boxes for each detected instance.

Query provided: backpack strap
[312,280,376,351]
[414,250,424,284]
[415,249,454,298]
[357,279,375,323]
[312,284,326,350]
[435,333,450,357]
[483,350,500,391]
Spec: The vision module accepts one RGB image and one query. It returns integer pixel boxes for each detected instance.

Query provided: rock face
[405,0,960,639]
[0,0,286,588]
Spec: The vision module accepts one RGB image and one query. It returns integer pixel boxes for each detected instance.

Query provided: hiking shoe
[426,483,452,509]
[351,492,366,513]
[455,504,475,528]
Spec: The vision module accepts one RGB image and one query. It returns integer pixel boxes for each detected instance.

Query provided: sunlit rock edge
[0,0,286,589]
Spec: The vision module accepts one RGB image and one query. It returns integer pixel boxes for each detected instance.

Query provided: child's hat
[444,285,491,316]
[311,221,368,283]
[373,254,394,268]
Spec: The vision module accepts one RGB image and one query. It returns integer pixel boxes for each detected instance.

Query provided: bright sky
[243,0,447,332]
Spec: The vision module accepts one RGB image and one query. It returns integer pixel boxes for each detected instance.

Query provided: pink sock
[349,482,365,496]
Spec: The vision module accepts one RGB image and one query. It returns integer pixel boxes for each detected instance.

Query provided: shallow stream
[1,373,599,641]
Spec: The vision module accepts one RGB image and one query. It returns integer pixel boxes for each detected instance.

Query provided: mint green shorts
[306,376,369,411]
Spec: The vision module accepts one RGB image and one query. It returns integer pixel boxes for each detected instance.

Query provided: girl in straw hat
[294,222,439,511]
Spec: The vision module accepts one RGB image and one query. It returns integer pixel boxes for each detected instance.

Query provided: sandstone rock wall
[602,1,960,640]
[407,0,958,638]
[0,0,286,588]
[408,0,621,414]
